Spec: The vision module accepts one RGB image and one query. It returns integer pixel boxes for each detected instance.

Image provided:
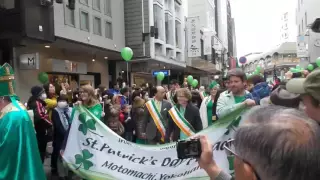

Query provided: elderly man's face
[234,157,258,180]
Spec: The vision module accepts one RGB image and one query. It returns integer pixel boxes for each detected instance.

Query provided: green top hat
[0,63,16,97]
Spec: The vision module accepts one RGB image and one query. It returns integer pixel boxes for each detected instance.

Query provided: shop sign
[52,59,87,74]
[187,17,201,57]
[152,70,170,77]
[203,31,212,55]
[296,36,308,58]
[19,53,40,70]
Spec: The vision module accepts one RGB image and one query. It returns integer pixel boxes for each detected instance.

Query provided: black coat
[52,108,70,148]
[167,103,203,141]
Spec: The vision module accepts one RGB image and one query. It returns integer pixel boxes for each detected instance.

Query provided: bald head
[235,106,320,180]
[155,86,166,101]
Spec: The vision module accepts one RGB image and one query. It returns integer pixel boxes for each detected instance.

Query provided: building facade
[280,11,297,43]
[122,0,186,86]
[242,42,299,82]
[296,0,320,63]
[185,0,218,86]
[0,0,125,101]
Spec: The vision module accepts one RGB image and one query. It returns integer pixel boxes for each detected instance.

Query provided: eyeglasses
[223,139,261,180]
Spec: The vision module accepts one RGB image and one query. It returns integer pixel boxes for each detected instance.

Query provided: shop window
[64,3,75,27]
[105,21,113,39]
[79,0,88,6]
[93,16,102,35]
[105,0,112,17]
[80,10,90,32]
[93,0,101,11]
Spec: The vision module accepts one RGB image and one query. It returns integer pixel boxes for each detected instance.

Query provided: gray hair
[235,105,320,180]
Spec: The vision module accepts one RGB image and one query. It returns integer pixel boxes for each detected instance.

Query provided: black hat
[270,86,301,108]
[31,86,45,97]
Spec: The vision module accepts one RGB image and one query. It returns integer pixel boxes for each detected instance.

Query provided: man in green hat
[0,63,46,179]
[286,69,320,124]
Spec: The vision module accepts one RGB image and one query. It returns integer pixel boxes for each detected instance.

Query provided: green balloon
[290,68,295,72]
[187,75,193,84]
[316,57,320,67]
[121,47,133,61]
[38,72,49,84]
[191,79,198,88]
[256,66,261,72]
[307,64,314,71]
[156,72,165,81]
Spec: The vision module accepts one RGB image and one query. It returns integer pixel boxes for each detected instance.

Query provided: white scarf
[199,96,212,129]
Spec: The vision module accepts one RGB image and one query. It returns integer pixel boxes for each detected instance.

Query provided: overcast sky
[230,0,296,57]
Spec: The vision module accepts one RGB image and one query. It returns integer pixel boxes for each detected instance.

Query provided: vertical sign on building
[187,17,201,57]
[296,35,308,58]
[203,31,212,55]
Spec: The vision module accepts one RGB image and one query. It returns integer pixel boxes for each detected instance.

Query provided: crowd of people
[198,68,320,180]
[1,59,320,180]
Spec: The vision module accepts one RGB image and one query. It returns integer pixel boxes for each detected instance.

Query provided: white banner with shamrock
[62,106,245,180]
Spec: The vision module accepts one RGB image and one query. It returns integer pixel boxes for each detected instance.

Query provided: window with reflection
[154,4,164,41]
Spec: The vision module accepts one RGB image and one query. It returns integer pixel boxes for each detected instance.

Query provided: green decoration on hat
[307,64,314,71]
[156,72,165,81]
[191,79,198,88]
[38,72,49,84]
[209,81,219,89]
[187,75,193,84]
[316,57,320,67]
[121,47,133,61]
[0,63,17,97]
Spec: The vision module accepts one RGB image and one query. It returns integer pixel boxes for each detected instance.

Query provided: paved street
[44,142,58,180]
[44,142,81,180]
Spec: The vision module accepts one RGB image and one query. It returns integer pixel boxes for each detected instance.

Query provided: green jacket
[216,90,250,119]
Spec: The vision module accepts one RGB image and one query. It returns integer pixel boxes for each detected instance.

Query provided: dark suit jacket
[145,99,172,143]
[167,103,203,141]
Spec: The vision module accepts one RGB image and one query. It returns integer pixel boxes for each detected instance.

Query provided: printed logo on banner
[62,106,246,180]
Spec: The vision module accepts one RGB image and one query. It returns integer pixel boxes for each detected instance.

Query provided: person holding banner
[76,84,103,120]
[199,81,219,129]
[217,69,255,120]
[145,86,172,144]
[198,106,320,180]
[167,88,203,141]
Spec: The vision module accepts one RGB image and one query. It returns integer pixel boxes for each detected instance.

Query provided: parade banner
[62,106,246,180]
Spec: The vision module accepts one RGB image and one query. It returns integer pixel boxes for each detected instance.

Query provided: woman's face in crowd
[49,84,55,94]
[124,106,131,113]
[210,87,218,97]
[79,89,89,101]
[177,93,188,106]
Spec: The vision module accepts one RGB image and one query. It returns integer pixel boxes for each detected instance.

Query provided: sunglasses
[223,139,261,180]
